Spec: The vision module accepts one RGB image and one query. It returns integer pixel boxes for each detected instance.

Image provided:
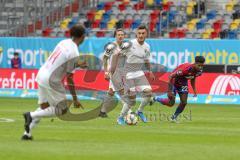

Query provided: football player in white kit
[21,25,87,140]
[117,25,155,124]
[99,28,129,119]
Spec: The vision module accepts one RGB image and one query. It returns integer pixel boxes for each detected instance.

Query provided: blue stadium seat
[97,3,105,10]
[207,10,217,20]
[228,30,238,39]
[100,21,108,29]
[132,19,141,29]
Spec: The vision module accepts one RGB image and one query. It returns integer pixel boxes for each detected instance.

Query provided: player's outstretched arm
[191,78,197,97]
[103,55,110,80]
[66,73,84,109]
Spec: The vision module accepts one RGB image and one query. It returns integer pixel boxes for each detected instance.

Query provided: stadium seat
[177,29,186,38]
[146,0,154,7]
[96,31,105,37]
[118,3,126,11]
[123,19,133,29]
[35,20,42,30]
[211,31,220,39]
[92,20,101,28]
[104,2,113,11]
[155,0,162,5]
[213,20,224,31]
[42,28,52,37]
[100,21,108,29]
[207,10,217,20]
[228,30,238,39]
[226,2,234,12]
[97,3,105,10]
[26,24,33,34]
[102,11,111,21]
[132,19,141,29]
[134,1,145,10]
[169,29,178,38]
[94,10,104,20]
[107,19,117,29]
[87,10,95,21]
[168,11,177,23]
[196,21,205,30]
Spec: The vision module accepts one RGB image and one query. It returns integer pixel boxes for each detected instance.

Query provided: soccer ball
[125,112,138,125]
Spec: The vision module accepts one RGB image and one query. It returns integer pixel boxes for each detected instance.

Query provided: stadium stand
[0,0,240,39]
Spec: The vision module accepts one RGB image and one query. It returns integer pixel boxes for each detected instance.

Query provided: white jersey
[103,41,124,70]
[124,39,151,79]
[36,39,79,89]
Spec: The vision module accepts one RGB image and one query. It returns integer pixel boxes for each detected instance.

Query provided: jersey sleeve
[119,41,132,56]
[103,42,117,57]
[170,65,192,78]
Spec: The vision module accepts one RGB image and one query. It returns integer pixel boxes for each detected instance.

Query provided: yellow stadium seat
[202,32,210,39]
[146,0,154,6]
[60,18,71,29]
[186,6,193,15]
[230,22,238,30]
[187,22,195,31]
[95,10,104,20]
[226,3,234,12]
[162,0,168,5]
[234,19,240,24]
[107,19,117,29]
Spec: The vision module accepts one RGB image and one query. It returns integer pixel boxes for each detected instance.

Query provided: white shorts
[125,75,152,94]
[38,85,66,107]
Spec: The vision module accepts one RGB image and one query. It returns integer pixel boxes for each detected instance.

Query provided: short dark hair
[195,56,205,63]
[137,25,148,32]
[14,52,19,56]
[114,28,125,37]
[70,24,85,38]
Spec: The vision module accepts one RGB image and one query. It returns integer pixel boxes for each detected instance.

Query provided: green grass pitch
[0,97,240,160]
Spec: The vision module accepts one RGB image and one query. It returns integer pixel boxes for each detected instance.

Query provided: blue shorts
[173,85,188,94]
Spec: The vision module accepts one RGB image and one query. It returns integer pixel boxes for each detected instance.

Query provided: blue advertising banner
[0,88,239,105]
[0,38,239,70]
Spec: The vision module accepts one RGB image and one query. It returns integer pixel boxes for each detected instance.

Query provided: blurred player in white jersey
[99,28,128,118]
[21,24,87,140]
[117,25,155,125]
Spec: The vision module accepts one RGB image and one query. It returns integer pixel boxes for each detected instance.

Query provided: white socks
[138,97,150,112]
[30,106,56,119]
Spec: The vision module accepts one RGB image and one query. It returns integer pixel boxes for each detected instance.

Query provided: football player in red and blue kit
[151,56,205,122]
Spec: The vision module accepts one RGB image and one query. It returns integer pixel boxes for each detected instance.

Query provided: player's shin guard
[100,94,114,113]
[172,103,186,119]
[120,103,131,117]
